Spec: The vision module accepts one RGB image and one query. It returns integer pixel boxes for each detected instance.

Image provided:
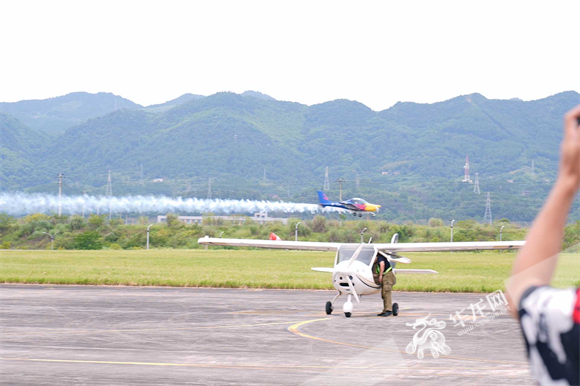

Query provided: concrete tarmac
[0,284,534,385]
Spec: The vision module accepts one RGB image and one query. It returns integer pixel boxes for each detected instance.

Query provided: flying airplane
[198,235,525,318]
[317,190,381,217]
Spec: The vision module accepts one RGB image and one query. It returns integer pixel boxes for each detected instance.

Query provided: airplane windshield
[336,245,376,266]
[351,198,368,204]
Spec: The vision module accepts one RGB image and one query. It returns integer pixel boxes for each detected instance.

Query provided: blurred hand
[558,105,580,193]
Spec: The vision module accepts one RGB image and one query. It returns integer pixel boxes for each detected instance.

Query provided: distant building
[152,178,164,183]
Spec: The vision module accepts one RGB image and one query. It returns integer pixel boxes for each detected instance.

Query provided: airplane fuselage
[317,191,380,214]
[332,260,381,296]
[321,201,381,213]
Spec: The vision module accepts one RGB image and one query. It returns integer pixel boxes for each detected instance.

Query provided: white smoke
[0,193,341,216]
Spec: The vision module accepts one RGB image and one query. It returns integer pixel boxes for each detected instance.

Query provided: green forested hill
[1,90,579,221]
[0,113,49,189]
[0,92,142,135]
[140,93,205,114]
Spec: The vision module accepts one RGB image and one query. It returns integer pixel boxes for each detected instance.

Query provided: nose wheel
[343,294,354,317]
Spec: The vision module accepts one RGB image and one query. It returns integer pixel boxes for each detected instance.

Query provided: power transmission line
[483,192,492,224]
[462,155,472,183]
[473,173,481,194]
[336,178,346,201]
[82,190,87,218]
[323,166,330,190]
[57,173,65,217]
[106,170,113,219]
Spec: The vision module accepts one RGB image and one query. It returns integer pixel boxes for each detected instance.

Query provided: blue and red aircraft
[317,191,381,217]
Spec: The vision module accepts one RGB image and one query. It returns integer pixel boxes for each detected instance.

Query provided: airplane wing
[198,237,524,252]
[198,237,341,251]
[338,202,357,211]
[394,269,439,274]
[312,267,439,274]
[372,240,525,252]
[311,267,336,273]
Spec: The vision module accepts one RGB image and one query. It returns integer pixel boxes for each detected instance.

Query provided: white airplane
[198,234,525,318]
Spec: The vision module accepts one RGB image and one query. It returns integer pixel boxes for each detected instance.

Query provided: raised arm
[507,105,580,317]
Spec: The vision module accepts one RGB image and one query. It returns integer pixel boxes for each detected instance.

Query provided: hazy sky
[1,0,579,111]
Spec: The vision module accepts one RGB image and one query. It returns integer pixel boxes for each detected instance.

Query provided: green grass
[0,249,578,293]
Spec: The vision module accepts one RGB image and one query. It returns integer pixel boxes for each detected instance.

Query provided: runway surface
[0,284,534,385]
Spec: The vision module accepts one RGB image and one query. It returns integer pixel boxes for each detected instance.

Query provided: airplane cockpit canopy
[350,198,368,204]
[336,245,376,266]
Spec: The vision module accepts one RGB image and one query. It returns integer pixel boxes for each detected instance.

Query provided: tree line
[2,212,578,251]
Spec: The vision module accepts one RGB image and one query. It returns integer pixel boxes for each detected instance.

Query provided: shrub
[456,220,476,228]
[69,216,86,231]
[88,214,105,229]
[166,213,182,228]
[109,218,124,227]
[311,216,327,233]
[328,229,343,242]
[563,221,580,250]
[104,230,122,243]
[23,213,50,223]
[74,231,103,250]
[392,224,415,242]
[0,214,15,233]
[54,234,74,250]
[428,218,444,227]
[377,221,390,233]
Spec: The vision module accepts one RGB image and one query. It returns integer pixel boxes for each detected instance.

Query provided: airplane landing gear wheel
[393,303,399,316]
[345,312,352,318]
[325,301,333,315]
[358,213,362,217]
[352,213,356,216]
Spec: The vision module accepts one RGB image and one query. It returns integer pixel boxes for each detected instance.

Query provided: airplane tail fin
[317,190,331,205]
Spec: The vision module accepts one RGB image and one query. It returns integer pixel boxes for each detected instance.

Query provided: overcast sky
[1,0,579,111]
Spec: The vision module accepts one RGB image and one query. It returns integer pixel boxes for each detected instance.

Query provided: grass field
[0,249,578,293]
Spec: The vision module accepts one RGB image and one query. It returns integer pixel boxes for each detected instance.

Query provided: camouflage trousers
[380,270,397,312]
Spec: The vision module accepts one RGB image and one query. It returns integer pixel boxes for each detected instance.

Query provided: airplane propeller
[346,243,365,268]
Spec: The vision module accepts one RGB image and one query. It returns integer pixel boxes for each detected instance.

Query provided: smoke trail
[0,193,341,216]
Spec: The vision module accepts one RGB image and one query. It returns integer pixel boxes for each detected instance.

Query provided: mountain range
[1,90,579,221]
